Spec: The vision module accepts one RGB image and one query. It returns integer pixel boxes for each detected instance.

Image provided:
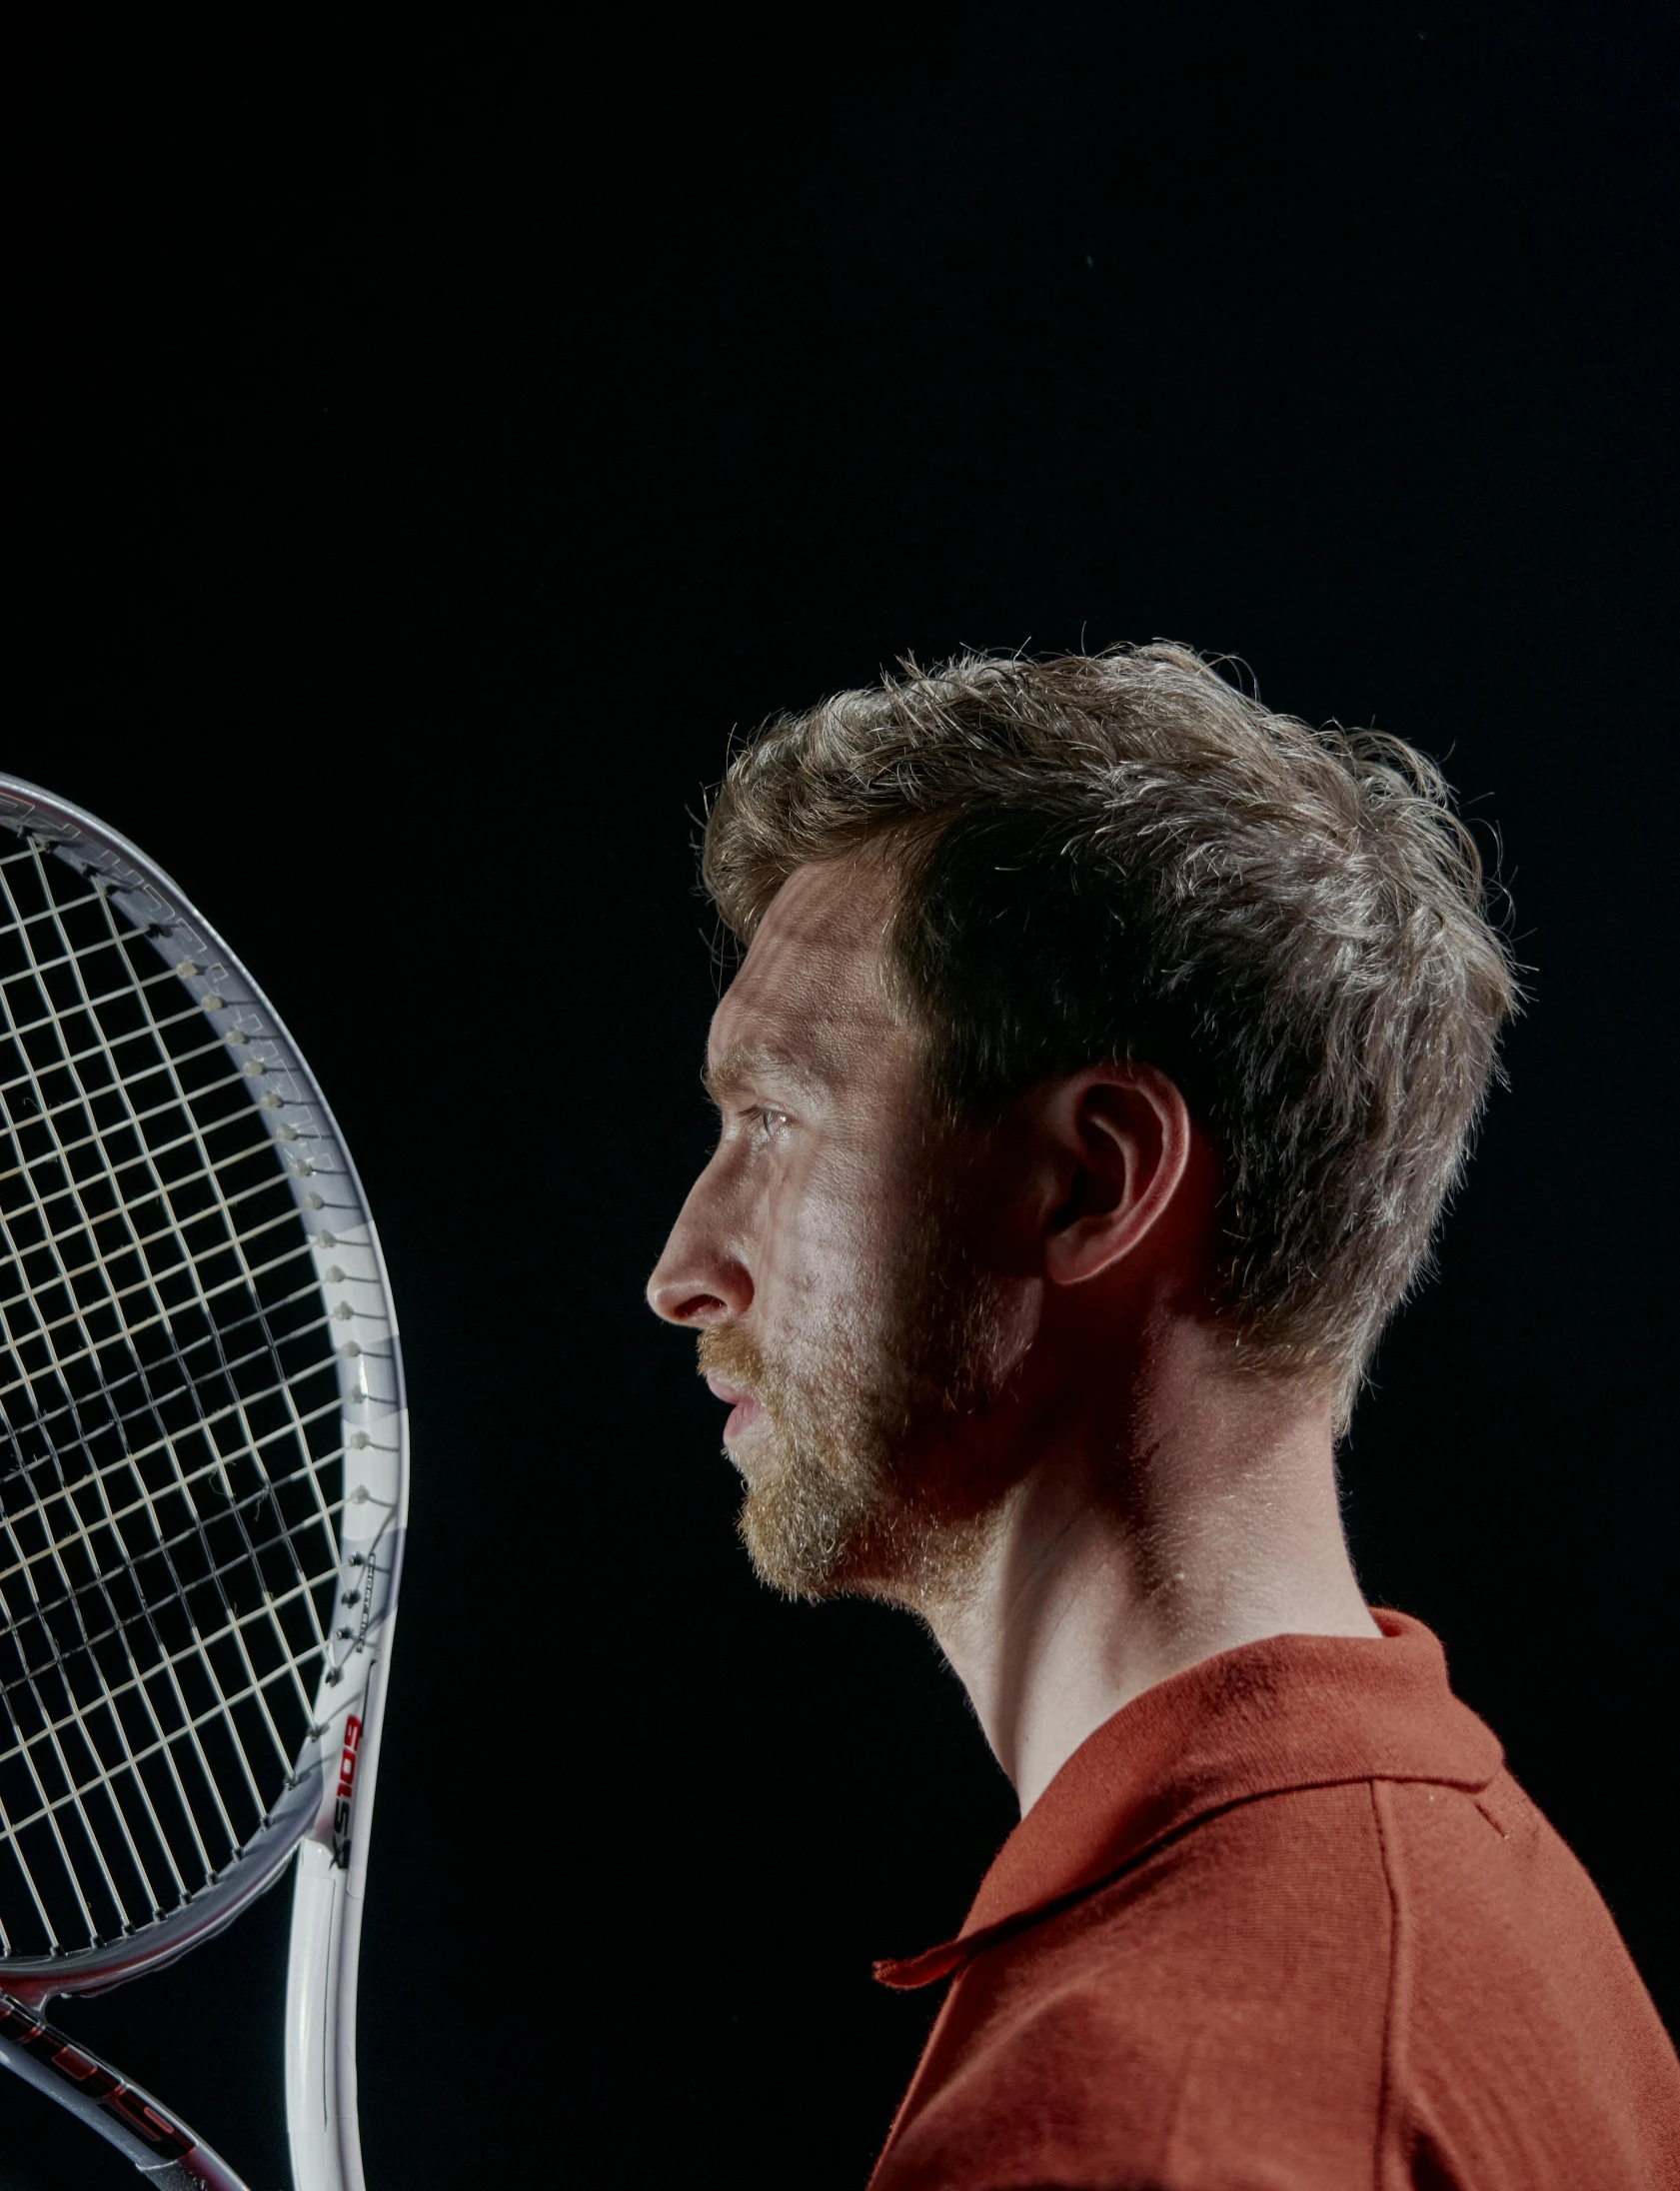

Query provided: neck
[915,1318,1380,1815]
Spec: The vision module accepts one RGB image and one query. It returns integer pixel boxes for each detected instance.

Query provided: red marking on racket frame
[0,1996,197,2160]
[330,1714,364,1870]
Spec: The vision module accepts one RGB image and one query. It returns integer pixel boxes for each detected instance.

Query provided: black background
[6,6,1677,2186]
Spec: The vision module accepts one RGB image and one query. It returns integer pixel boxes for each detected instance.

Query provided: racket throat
[285,1840,367,2191]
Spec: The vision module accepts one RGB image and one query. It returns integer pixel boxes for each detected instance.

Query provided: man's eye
[756,1107,789,1141]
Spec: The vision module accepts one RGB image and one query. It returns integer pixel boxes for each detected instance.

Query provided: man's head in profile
[651,644,1509,1670]
[646,647,1680,2190]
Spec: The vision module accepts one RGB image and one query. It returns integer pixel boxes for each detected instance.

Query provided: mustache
[697,1325,772,1394]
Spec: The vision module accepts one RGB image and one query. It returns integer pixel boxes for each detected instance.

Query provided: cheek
[760,1139,908,1321]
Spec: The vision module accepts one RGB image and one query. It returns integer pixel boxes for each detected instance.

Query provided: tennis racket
[0,773,408,2191]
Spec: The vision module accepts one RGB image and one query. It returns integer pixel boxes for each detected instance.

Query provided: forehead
[708,859,909,1088]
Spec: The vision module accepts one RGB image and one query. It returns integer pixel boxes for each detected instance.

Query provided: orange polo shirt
[869,1612,1680,2189]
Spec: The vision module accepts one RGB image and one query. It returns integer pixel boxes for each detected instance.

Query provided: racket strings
[0,861,288,1935]
[0,835,346,1959]
[0,859,328,1726]
[0,845,324,1940]
[0,847,332,1595]
[0,1253,338,1513]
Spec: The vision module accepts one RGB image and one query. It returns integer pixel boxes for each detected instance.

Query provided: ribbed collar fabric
[874,1610,1502,1990]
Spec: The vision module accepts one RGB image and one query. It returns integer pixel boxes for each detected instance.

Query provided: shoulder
[874,1780,1395,2190]
[875,1773,1680,2191]
[1380,1770,1680,2188]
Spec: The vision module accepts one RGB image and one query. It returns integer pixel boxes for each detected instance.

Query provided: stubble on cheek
[696,1310,891,1600]
[693,1168,1023,1607]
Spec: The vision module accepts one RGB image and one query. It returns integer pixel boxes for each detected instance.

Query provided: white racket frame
[0,775,408,2191]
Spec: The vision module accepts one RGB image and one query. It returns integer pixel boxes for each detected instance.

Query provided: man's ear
[1037,1064,1194,1287]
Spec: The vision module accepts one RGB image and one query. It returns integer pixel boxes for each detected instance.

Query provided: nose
[646,1173,755,1327]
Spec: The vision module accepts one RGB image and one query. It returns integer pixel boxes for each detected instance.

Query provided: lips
[705,1370,763,1441]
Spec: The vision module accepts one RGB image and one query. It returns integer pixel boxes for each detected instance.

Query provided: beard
[696,1157,1021,1607]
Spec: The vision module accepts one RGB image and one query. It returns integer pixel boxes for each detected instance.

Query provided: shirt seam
[1369,1777,1412,2191]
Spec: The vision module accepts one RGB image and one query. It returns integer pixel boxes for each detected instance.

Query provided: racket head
[0,775,407,2010]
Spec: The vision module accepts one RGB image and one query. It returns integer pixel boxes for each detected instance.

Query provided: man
[647,645,1680,2189]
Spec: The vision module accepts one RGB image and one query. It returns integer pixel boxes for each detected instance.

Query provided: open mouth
[705,1370,764,1442]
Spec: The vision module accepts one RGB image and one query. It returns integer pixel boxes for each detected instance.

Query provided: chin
[738,1482,863,1600]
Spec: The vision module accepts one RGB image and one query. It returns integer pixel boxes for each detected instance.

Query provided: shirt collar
[875,1610,1502,1990]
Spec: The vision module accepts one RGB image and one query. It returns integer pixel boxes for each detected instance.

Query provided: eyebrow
[701,1043,824,1106]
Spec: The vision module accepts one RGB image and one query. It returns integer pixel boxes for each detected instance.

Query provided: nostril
[648,1283,732,1326]
[672,1290,729,1325]
[648,1244,754,1324]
